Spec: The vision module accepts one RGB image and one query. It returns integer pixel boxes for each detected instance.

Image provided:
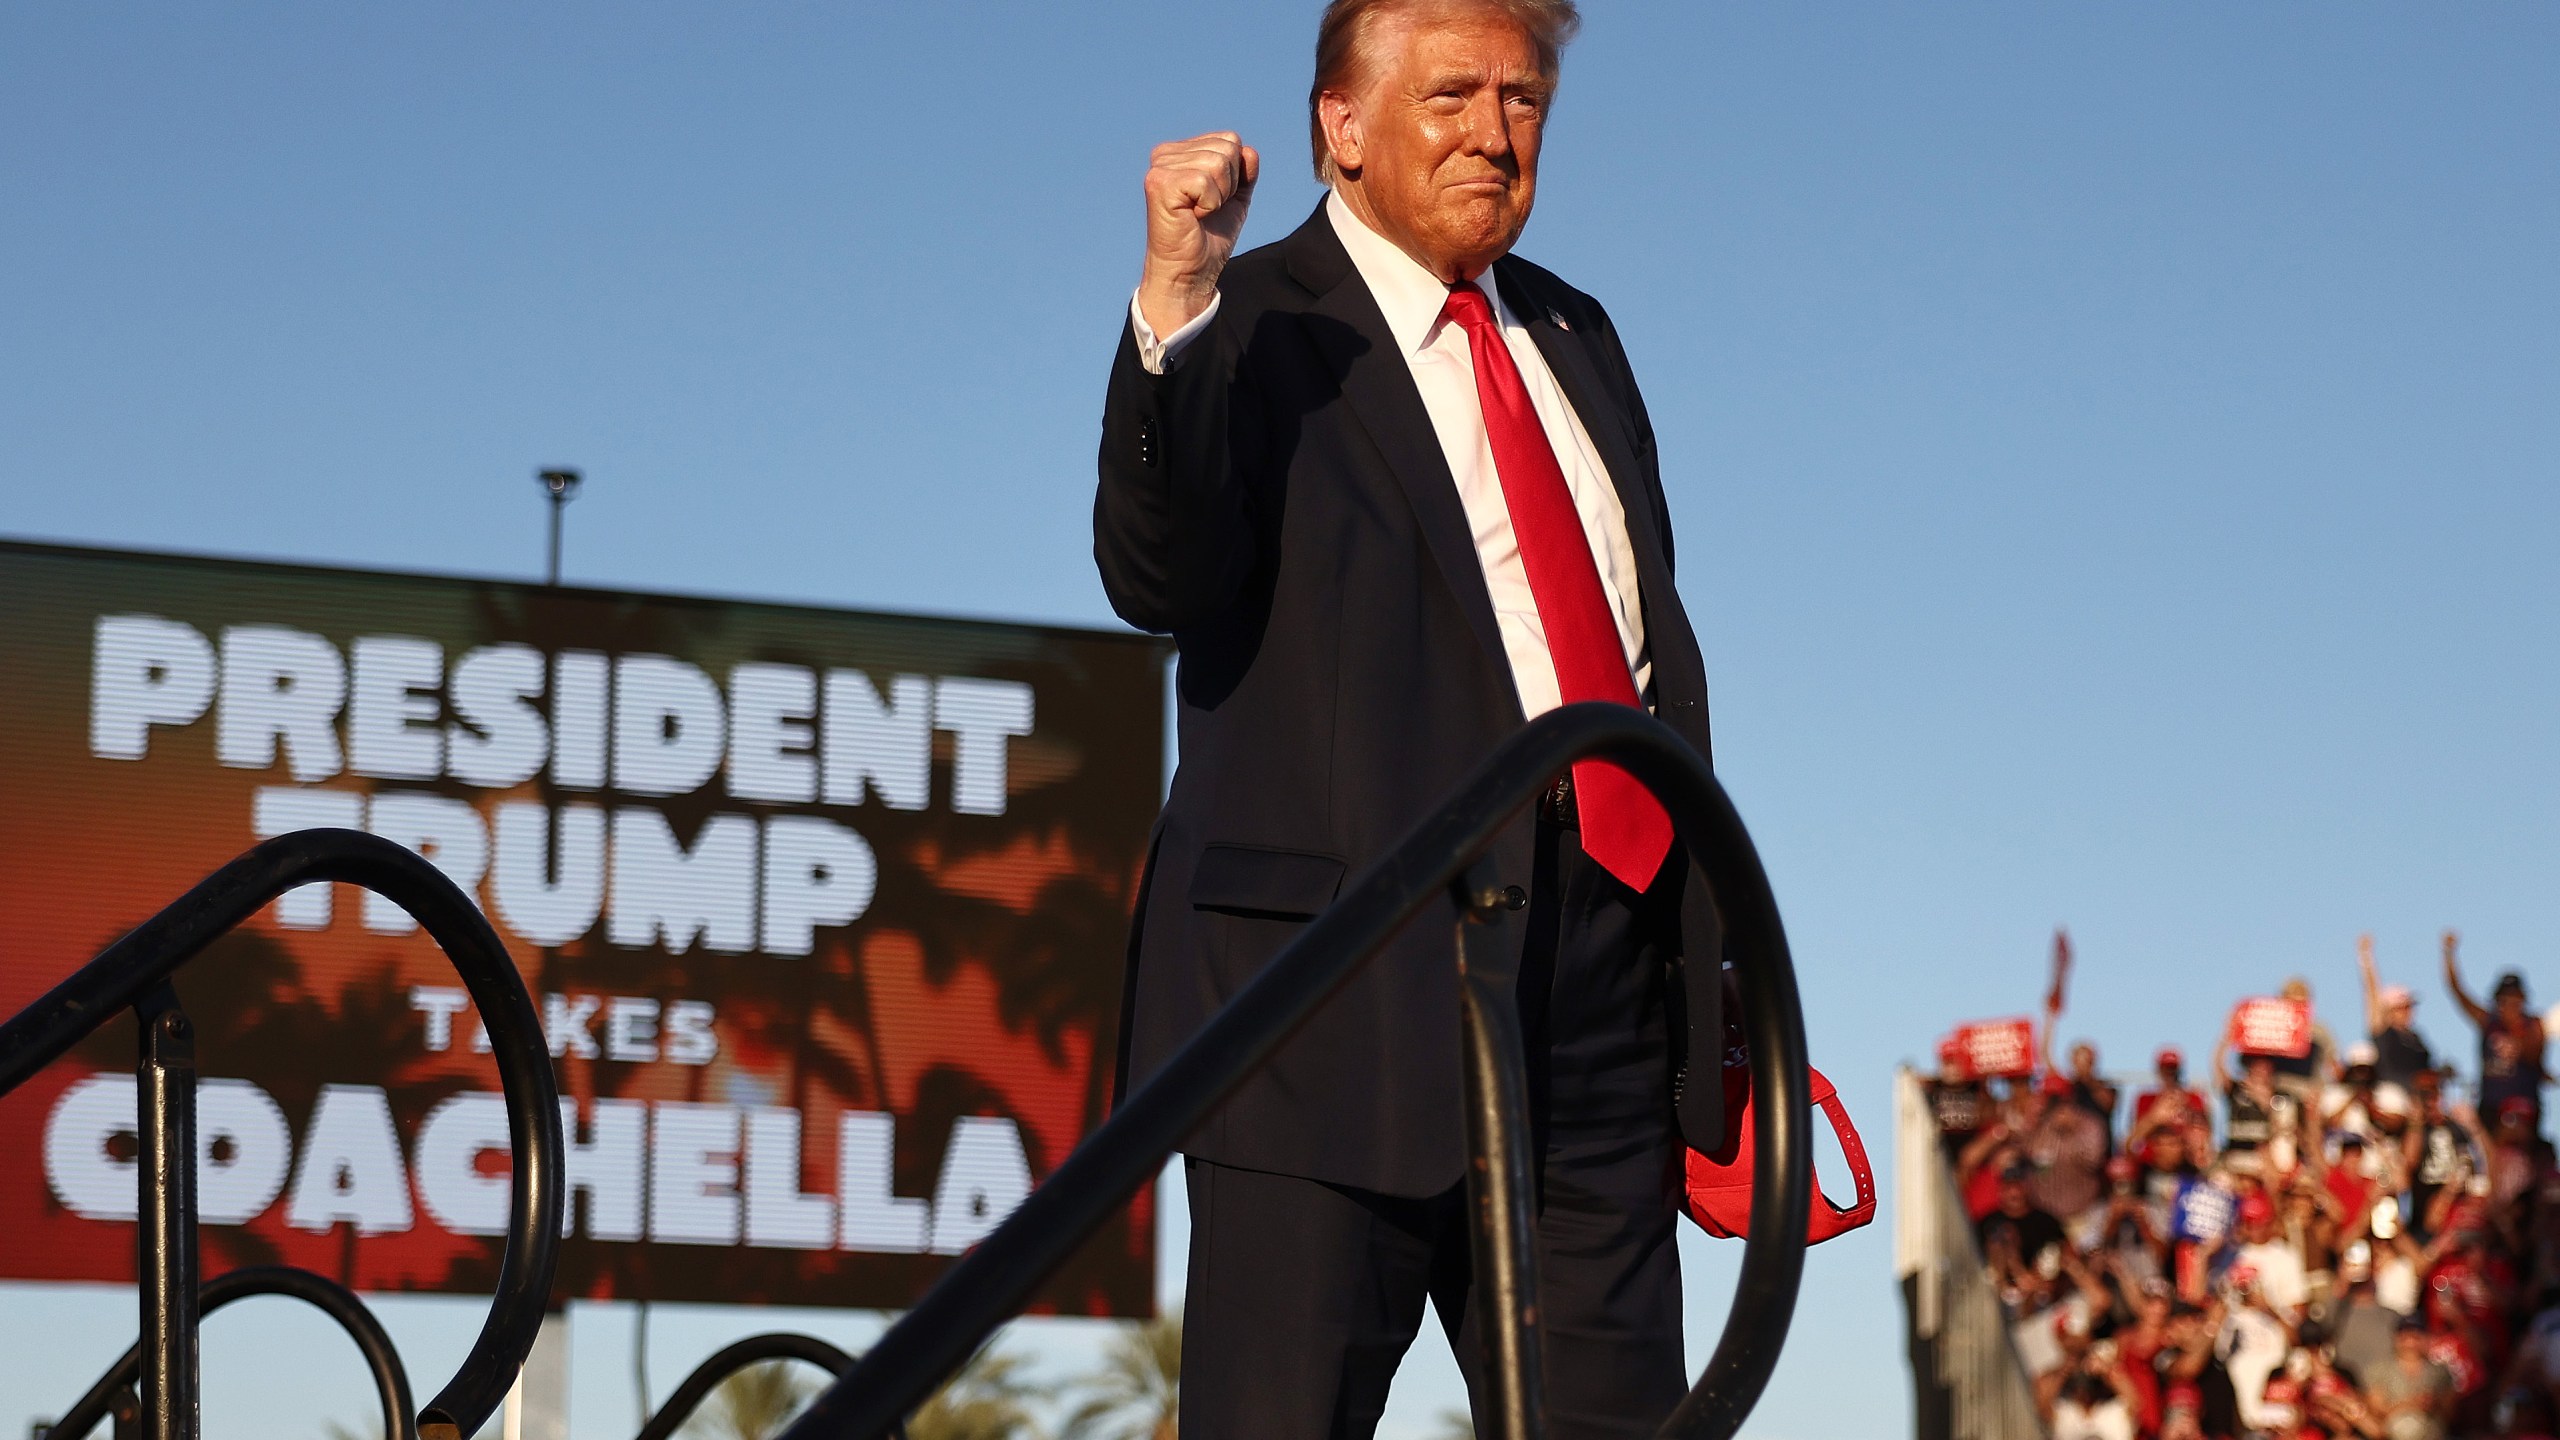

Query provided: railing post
[772,705,1806,1440]
[0,829,563,1440]
[134,983,199,1440]
[1453,866,1546,1440]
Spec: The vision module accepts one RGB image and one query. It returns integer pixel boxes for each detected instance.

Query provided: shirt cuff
[1130,290,1220,375]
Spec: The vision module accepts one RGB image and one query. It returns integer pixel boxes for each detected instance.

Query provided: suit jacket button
[1502,885,1528,911]
[1137,418,1159,468]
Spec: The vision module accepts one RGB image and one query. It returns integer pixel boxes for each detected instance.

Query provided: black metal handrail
[0,829,566,1440]
[51,1266,419,1440]
[632,1334,895,1440]
[776,703,1812,1440]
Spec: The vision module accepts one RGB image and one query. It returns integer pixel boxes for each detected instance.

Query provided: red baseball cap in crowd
[2041,1072,2073,1097]
[2239,1195,2276,1227]
[2155,1046,2183,1070]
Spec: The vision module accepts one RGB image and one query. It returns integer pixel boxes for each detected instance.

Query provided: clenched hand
[1138,131,1258,340]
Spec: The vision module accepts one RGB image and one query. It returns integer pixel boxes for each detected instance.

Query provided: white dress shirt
[1131,191,1651,719]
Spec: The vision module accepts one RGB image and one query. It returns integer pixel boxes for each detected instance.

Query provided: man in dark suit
[1093,2,1720,1435]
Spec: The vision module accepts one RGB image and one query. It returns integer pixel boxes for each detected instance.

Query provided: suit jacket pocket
[1188,843,1347,920]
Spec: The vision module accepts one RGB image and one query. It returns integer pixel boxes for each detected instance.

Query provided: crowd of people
[1928,934,2560,1440]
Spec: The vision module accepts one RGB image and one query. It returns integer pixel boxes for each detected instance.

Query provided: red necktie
[1442,283,1672,891]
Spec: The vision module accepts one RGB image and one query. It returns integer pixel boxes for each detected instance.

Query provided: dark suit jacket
[1094,203,1721,1197]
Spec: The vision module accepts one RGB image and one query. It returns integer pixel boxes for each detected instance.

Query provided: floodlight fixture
[537,468,582,585]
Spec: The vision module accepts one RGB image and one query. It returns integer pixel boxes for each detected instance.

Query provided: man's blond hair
[1307,0,1581,183]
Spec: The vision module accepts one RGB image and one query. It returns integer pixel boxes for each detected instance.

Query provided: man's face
[2070,1043,2097,1078]
[2154,1133,2186,1168]
[1999,1178,2030,1215]
[1325,4,1552,279]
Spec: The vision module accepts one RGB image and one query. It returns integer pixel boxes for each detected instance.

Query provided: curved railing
[777,703,1813,1440]
[50,1266,418,1440]
[632,1333,903,1440]
[6,705,1808,1440]
[0,829,565,1440]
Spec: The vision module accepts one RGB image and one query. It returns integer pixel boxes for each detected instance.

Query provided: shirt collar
[1325,189,1512,356]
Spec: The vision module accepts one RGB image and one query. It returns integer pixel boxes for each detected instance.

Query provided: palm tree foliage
[679,1359,822,1440]
[904,1346,1053,1440]
[1059,1311,1181,1440]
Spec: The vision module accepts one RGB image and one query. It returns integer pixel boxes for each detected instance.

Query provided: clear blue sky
[4,4,2555,1437]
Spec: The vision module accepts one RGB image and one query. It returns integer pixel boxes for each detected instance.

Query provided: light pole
[527,469,584,1440]
[538,468,582,586]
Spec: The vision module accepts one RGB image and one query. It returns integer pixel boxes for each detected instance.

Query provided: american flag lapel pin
[1548,309,1571,331]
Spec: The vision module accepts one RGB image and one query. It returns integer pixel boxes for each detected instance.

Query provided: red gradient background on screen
[0,540,1167,1316]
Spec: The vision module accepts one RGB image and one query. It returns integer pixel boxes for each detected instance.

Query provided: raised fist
[1138,131,1258,340]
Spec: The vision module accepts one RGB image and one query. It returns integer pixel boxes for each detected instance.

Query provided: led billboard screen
[0,539,1168,1317]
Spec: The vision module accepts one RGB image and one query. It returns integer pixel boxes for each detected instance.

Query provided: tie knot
[1440,282,1497,334]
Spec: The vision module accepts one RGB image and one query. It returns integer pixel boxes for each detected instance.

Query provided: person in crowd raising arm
[2443,930,2546,1130]
[2362,933,2438,1091]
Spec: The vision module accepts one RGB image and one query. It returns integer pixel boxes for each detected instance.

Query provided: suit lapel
[1495,261,1710,713]
[1286,209,1512,689]
[1494,261,1671,581]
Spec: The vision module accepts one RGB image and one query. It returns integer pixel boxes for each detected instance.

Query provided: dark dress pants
[1179,820,1688,1439]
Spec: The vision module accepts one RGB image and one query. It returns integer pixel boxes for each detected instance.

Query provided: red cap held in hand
[1682,1017,1875,1245]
